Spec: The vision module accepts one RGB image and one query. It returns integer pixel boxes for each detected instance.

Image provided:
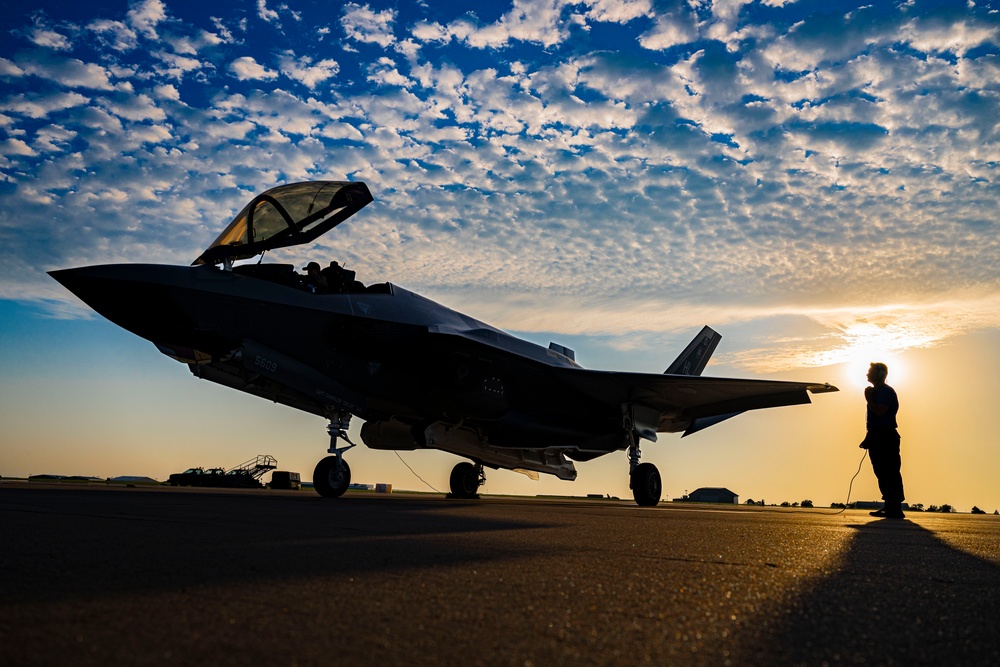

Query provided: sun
[834,323,913,390]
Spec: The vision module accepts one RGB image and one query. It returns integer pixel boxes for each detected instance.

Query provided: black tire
[449,462,479,498]
[631,462,662,507]
[313,456,351,498]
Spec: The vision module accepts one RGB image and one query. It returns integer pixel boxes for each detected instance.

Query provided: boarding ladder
[227,454,278,481]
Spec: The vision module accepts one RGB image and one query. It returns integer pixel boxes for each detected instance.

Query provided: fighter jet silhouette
[51,181,837,505]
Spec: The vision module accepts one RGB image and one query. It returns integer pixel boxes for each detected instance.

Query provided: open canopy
[193,181,373,266]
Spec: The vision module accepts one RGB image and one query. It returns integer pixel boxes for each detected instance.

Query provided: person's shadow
[743,517,1000,665]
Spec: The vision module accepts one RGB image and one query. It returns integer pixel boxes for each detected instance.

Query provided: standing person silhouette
[861,362,905,518]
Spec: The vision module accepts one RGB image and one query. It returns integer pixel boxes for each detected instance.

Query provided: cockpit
[194,181,373,268]
[193,180,390,294]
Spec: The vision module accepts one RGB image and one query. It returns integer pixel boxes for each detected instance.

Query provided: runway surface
[3,483,999,666]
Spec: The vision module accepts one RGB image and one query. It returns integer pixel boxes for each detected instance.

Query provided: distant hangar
[678,487,739,504]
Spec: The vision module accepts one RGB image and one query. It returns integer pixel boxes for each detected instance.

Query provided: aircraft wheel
[314,456,351,498]
[631,462,662,507]
[449,461,479,499]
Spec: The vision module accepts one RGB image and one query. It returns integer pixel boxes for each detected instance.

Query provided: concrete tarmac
[2,483,999,666]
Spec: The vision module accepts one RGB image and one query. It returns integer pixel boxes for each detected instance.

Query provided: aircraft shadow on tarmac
[1,489,554,606]
[743,518,1000,665]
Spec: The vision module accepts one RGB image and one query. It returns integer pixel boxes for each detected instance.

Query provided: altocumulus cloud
[0,0,998,370]
[229,56,278,81]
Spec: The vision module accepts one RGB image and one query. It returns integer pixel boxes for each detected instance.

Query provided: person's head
[304,261,321,275]
[867,362,888,385]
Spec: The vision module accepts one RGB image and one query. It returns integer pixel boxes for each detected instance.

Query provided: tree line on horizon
[744,499,998,514]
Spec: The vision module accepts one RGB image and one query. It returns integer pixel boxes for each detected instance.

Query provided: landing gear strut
[314,413,355,498]
[624,405,662,507]
[449,461,484,499]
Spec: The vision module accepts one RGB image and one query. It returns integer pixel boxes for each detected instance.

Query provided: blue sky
[2,1,999,509]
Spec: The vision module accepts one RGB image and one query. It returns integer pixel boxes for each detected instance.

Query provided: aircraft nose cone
[48,264,197,346]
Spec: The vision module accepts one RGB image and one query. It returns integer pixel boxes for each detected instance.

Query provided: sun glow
[826,322,916,390]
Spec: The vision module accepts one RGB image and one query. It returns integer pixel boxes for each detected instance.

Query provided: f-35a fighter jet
[51,181,837,505]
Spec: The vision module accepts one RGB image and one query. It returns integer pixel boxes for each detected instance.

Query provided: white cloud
[33,124,76,153]
[498,0,575,47]
[88,19,139,51]
[127,0,167,40]
[318,123,364,141]
[639,12,698,50]
[200,119,255,141]
[100,94,166,122]
[71,106,124,135]
[411,1,568,49]
[128,123,173,145]
[0,138,37,156]
[28,27,72,51]
[368,58,413,88]
[13,53,115,90]
[277,52,339,89]
[411,21,451,44]
[0,57,25,77]
[152,51,206,80]
[413,0,655,50]
[341,3,397,48]
[153,84,181,100]
[901,18,999,56]
[229,56,278,81]
[166,30,225,55]
[395,38,421,60]
[257,0,280,24]
[210,16,238,44]
[213,89,328,139]
[584,0,653,23]
[0,91,90,119]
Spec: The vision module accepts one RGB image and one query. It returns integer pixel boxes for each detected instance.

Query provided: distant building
[678,487,739,504]
[110,476,160,484]
[853,500,881,509]
[28,474,101,482]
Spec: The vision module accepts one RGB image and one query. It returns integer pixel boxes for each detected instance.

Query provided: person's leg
[869,443,890,501]
[882,435,905,517]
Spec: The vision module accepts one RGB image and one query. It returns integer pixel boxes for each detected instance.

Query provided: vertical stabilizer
[664,326,721,376]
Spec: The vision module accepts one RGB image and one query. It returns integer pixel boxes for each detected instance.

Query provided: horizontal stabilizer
[664,326,721,376]
[682,411,743,437]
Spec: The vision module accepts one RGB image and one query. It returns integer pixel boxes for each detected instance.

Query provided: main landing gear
[625,406,662,507]
[630,461,662,507]
[449,461,485,499]
[314,413,355,498]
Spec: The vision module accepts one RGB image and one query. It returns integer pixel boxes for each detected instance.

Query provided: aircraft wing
[555,368,838,436]
[421,322,835,438]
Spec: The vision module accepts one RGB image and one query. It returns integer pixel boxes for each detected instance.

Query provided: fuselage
[50,262,625,453]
